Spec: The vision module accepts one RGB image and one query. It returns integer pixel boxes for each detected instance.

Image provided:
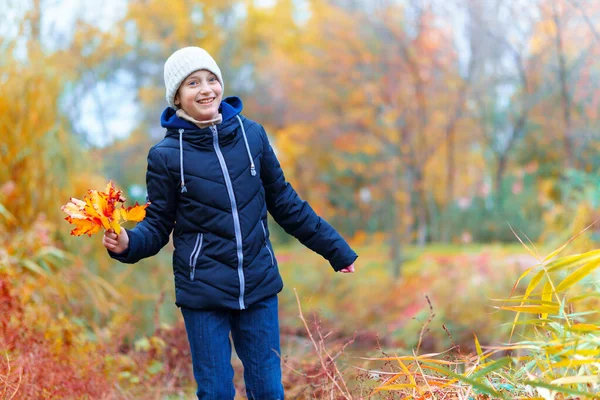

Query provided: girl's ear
[174,94,180,106]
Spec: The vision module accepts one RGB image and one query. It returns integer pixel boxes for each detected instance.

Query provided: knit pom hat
[164,47,224,109]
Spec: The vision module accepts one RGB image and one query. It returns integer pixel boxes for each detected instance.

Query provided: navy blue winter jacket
[109,97,358,310]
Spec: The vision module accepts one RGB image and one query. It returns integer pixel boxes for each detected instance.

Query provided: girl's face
[175,69,222,121]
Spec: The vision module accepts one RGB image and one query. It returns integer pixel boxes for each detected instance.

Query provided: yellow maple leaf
[110,218,122,235]
[119,207,128,222]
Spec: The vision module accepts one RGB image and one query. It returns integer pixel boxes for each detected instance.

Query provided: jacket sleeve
[259,126,358,271]
[108,146,176,264]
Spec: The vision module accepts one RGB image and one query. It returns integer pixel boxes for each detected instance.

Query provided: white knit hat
[164,47,224,109]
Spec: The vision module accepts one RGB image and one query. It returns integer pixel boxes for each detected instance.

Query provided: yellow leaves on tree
[62,182,149,237]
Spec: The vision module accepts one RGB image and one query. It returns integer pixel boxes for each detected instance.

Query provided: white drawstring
[236,115,256,176]
[178,128,188,193]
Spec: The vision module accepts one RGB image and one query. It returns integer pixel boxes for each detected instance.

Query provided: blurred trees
[7,2,600,395]
[2,0,600,274]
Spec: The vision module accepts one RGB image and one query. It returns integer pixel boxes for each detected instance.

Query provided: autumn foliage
[61,181,149,237]
[3,0,600,398]
[0,277,114,399]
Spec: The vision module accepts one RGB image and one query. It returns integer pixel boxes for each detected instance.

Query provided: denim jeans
[180,295,285,399]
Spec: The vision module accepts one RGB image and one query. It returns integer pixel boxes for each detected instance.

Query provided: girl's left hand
[339,264,355,273]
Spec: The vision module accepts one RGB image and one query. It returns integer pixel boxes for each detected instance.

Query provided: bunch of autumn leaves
[62,182,149,236]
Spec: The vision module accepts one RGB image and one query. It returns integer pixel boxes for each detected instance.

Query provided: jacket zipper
[189,233,203,280]
[211,125,246,310]
[261,221,274,266]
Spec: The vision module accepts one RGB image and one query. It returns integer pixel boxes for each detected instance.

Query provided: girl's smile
[197,97,215,105]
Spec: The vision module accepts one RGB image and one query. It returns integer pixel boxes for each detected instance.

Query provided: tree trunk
[443,125,456,243]
[390,157,403,278]
[495,154,508,209]
[414,168,428,248]
[28,0,42,54]
[553,3,575,169]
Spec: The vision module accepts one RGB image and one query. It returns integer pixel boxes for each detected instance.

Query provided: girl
[103,46,357,399]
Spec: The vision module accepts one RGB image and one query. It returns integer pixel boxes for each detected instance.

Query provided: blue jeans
[180,295,285,399]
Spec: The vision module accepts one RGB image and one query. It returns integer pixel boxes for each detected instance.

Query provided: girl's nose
[199,81,211,93]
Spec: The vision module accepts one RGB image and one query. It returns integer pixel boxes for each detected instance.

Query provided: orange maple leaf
[122,202,149,222]
[61,181,150,237]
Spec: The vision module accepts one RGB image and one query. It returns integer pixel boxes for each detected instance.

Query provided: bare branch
[566,0,600,43]
[294,289,352,399]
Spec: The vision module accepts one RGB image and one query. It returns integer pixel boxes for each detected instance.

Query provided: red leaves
[61,181,149,236]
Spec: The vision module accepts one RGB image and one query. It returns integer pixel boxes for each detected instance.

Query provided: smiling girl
[102,46,358,399]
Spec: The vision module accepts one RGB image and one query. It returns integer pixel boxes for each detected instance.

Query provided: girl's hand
[103,228,129,254]
[339,263,355,273]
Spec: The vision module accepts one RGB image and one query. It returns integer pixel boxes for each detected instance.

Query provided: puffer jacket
[109,97,358,310]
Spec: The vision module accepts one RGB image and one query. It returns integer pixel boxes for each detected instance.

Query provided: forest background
[2,0,600,398]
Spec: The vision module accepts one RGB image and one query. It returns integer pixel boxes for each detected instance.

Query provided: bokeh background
[2,0,600,398]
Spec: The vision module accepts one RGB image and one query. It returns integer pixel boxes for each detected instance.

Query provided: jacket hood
[160,96,243,131]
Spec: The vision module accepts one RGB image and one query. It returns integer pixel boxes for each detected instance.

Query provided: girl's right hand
[103,228,129,254]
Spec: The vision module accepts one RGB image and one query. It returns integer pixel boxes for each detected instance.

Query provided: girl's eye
[188,80,198,86]
[209,77,216,82]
